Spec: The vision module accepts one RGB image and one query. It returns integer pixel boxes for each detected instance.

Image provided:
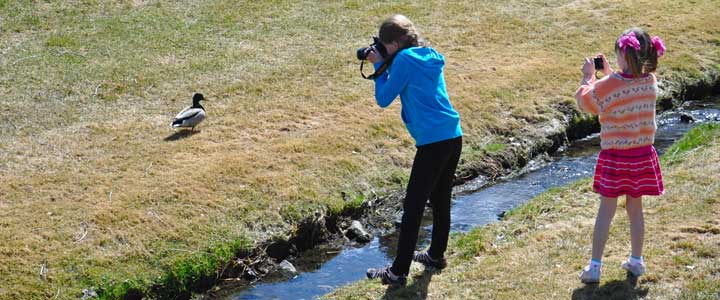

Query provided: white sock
[629,255,644,265]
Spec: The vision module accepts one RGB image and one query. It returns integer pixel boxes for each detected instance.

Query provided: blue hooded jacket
[374,47,462,146]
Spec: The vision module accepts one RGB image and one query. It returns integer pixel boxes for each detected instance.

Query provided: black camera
[593,57,604,71]
[357,37,388,60]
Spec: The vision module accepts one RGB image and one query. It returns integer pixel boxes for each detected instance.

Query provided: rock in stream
[345,220,373,243]
[278,260,298,278]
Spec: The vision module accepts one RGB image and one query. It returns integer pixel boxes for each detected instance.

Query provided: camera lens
[357,47,368,60]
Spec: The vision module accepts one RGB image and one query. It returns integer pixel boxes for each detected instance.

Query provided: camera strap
[360,59,390,80]
[359,46,410,80]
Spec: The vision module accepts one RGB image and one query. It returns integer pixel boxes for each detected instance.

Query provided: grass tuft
[663,123,720,164]
[97,237,251,300]
[453,228,493,259]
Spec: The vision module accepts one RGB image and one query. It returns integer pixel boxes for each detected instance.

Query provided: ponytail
[615,28,662,77]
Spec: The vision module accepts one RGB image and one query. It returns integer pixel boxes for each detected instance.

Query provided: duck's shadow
[164,130,200,142]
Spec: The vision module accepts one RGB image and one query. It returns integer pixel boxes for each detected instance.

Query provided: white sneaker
[621,260,646,277]
[579,264,601,284]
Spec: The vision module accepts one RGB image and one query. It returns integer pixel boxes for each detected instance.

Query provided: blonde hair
[615,27,658,77]
[378,14,426,48]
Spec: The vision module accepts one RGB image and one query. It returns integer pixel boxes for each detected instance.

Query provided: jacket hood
[395,47,445,75]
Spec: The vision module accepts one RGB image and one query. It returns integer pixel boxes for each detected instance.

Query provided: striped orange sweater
[575,72,658,150]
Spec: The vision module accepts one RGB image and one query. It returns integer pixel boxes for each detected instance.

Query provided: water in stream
[226,104,719,300]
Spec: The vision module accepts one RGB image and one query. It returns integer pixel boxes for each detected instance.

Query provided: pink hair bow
[618,32,641,53]
[651,36,666,57]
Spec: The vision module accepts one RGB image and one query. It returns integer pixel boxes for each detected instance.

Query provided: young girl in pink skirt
[575,27,667,284]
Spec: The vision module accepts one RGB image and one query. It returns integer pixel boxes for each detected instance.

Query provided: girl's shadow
[572,273,649,300]
[163,130,200,142]
[381,269,439,300]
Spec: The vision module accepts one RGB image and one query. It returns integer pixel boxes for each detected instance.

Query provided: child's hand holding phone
[593,53,613,76]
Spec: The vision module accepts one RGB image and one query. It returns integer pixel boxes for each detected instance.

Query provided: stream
[222,103,719,300]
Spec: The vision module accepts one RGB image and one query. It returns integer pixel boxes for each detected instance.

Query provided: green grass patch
[97,237,252,300]
[483,142,507,154]
[503,187,564,221]
[663,123,720,164]
[461,140,510,164]
[46,34,77,48]
[344,192,366,211]
[453,228,494,259]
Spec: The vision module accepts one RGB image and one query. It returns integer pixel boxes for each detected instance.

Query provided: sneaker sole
[413,257,447,270]
[366,269,407,286]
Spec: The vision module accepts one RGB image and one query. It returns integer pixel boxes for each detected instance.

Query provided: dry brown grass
[1,0,719,299]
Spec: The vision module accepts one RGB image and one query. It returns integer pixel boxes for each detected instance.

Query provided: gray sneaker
[579,265,601,284]
[366,266,407,286]
[621,260,646,277]
[413,251,447,270]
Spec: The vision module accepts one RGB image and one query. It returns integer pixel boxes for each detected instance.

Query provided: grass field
[327,124,720,300]
[1,0,719,299]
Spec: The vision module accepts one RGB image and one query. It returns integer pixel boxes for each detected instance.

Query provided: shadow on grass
[164,130,200,141]
[572,273,649,300]
[381,269,438,300]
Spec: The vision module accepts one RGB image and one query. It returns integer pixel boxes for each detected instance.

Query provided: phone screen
[594,57,603,70]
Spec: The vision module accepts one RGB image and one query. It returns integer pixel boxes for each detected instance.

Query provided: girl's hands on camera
[582,53,613,78]
[596,53,613,76]
[367,47,383,64]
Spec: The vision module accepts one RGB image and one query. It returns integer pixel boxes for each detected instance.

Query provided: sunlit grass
[1,0,719,299]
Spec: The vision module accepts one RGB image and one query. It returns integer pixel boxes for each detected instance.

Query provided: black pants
[390,136,462,276]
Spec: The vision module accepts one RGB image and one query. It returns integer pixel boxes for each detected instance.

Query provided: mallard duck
[171,93,206,131]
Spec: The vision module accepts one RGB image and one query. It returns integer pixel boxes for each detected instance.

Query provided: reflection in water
[229,104,719,300]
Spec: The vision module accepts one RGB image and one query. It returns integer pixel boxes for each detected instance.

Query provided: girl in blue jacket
[365,14,463,286]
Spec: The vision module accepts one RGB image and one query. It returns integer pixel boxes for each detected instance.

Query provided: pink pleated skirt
[593,145,665,198]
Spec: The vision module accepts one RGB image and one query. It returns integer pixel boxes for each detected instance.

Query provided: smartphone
[593,57,603,71]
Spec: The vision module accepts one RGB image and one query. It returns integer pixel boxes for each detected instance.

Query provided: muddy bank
[660,69,720,109]
[108,70,719,300]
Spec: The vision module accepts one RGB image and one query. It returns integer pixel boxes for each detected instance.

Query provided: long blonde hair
[378,14,427,48]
